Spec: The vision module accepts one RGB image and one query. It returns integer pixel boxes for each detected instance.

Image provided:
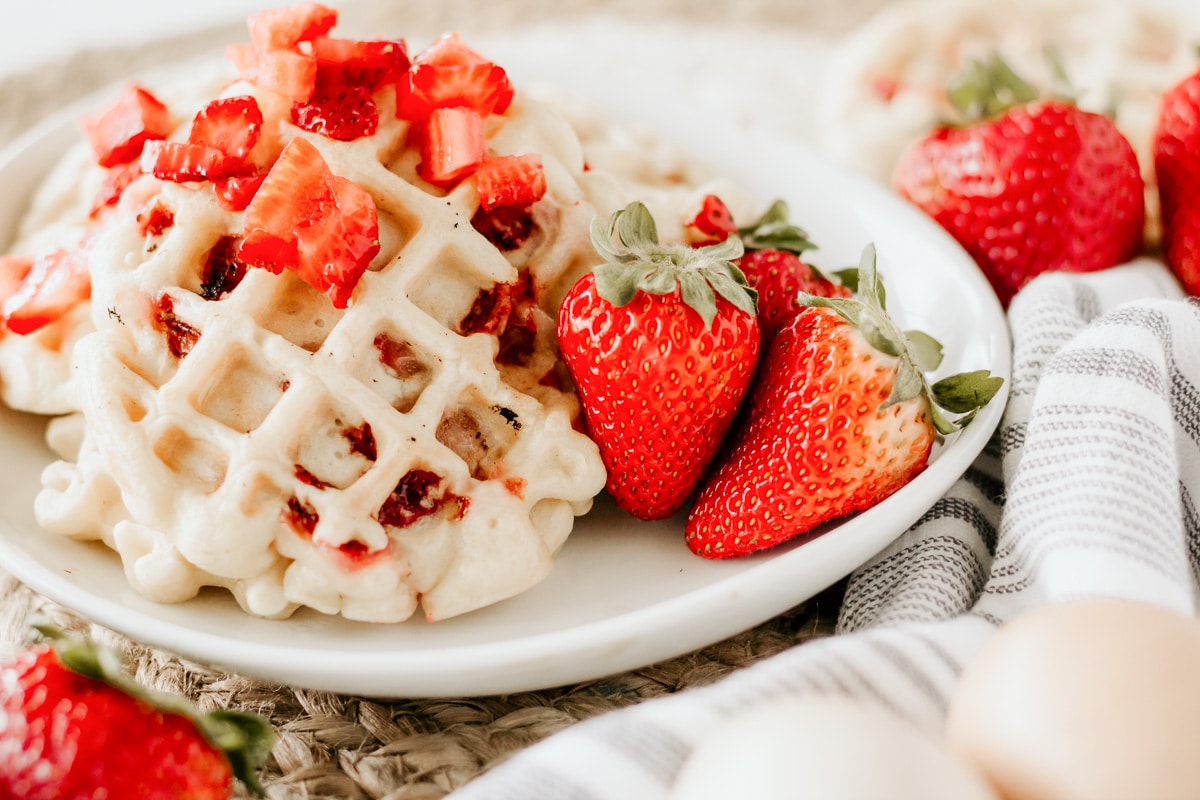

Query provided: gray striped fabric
[449,259,1197,799]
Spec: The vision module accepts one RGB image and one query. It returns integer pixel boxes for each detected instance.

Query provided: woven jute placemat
[0,1,882,796]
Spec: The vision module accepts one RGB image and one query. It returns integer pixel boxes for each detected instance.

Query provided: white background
[0,0,280,78]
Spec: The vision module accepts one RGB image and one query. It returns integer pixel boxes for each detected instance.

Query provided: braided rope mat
[0,1,882,796]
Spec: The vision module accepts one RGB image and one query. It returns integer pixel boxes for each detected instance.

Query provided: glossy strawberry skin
[558,275,759,520]
[1,249,90,335]
[738,249,851,341]
[0,646,233,800]
[239,137,380,308]
[685,306,933,557]
[1153,67,1200,295]
[79,83,172,168]
[894,100,1143,306]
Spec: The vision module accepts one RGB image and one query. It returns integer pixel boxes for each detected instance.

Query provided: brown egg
[946,598,1200,800]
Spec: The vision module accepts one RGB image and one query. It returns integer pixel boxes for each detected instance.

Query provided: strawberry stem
[589,201,756,327]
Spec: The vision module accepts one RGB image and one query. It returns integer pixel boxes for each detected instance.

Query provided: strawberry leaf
[904,329,945,372]
[737,199,817,255]
[932,369,1005,413]
[588,201,755,328]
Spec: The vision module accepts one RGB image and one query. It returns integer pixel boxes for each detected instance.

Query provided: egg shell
[946,598,1200,800]
[670,694,998,800]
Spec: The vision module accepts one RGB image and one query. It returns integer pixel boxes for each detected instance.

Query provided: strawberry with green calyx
[734,200,852,341]
[0,621,274,799]
[686,243,1002,558]
[894,53,1143,306]
[1152,60,1200,295]
[557,201,760,521]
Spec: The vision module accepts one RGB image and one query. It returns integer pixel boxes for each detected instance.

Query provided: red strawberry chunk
[686,194,737,244]
[292,84,379,141]
[395,32,513,121]
[2,249,90,335]
[247,1,337,50]
[79,83,172,167]
[227,42,317,103]
[475,154,546,211]
[311,37,409,91]
[239,137,380,308]
[419,106,486,186]
[90,161,144,217]
[146,140,242,183]
[189,95,262,159]
[213,172,267,212]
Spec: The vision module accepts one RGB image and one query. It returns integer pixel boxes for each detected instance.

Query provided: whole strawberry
[1153,63,1200,295]
[686,244,1001,558]
[735,200,852,341]
[894,55,1144,306]
[0,623,273,800]
[557,201,760,520]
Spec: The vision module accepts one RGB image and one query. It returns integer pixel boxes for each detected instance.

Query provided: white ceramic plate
[0,29,1011,698]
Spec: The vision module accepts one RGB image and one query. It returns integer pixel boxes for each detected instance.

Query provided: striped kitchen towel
[448,258,1199,800]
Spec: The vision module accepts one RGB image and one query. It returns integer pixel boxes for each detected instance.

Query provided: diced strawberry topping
[148,96,263,184]
[79,83,172,168]
[419,106,486,186]
[311,37,409,92]
[90,161,144,218]
[212,173,267,212]
[395,32,513,122]
[189,95,263,160]
[147,140,241,183]
[0,256,33,331]
[474,153,546,211]
[291,85,378,141]
[239,137,380,308]
[247,2,337,50]
[686,194,737,244]
[227,42,317,103]
[1,249,90,335]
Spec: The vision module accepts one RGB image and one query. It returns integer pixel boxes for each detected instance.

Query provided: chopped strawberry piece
[212,172,267,211]
[0,256,33,319]
[686,194,737,244]
[247,2,337,50]
[395,32,513,121]
[227,42,317,103]
[419,106,486,186]
[79,83,172,168]
[188,96,262,159]
[292,85,379,140]
[2,249,90,335]
[475,154,546,211]
[90,161,144,217]
[311,37,409,91]
[146,140,243,183]
[239,137,380,308]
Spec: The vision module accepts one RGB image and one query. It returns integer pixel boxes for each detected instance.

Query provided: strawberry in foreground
[893,54,1143,306]
[1152,61,1200,295]
[686,244,1002,558]
[557,201,760,520]
[0,622,273,799]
